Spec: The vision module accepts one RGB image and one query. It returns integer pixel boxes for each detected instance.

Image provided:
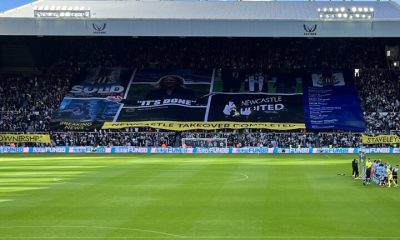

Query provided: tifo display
[0,38,399,148]
[50,69,363,131]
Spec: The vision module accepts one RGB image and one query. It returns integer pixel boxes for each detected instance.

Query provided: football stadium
[1,0,400,239]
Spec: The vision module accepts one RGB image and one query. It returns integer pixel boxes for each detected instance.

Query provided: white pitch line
[0,236,399,239]
[229,173,249,182]
[0,226,185,238]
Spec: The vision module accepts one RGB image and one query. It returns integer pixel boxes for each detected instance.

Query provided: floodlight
[318,5,374,21]
[34,4,90,18]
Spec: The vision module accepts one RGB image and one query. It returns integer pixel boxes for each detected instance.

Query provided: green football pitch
[0,154,399,239]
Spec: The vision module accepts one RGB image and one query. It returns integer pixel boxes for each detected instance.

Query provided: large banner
[66,68,131,100]
[51,68,365,131]
[214,69,303,94]
[103,121,304,131]
[118,69,212,121]
[362,135,400,145]
[51,68,134,130]
[303,71,365,131]
[207,93,304,123]
[0,134,51,143]
[104,69,306,130]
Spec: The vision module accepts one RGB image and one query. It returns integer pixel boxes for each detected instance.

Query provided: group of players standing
[352,152,398,188]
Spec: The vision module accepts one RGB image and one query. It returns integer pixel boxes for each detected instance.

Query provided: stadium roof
[2,0,400,20]
[1,0,400,37]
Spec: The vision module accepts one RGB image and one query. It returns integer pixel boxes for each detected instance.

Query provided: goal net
[181,138,227,148]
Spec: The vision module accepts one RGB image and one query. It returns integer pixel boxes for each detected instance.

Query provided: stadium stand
[0,37,399,148]
[0,75,70,132]
[2,3,400,240]
[356,69,400,135]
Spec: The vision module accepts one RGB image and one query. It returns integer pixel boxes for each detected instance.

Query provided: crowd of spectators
[61,38,386,70]
[0,54,81,132]
[0,75,71,132]
[181,130,363,148]
[50,130,176,147]
[356,69,400,135]
[3,130,366,148]
[0,38,399,147]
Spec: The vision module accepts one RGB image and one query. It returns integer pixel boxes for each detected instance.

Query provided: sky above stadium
[0,0,399,12]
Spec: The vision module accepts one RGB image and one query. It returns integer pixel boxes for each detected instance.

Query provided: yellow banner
[0,134,51,143]
[102,121,305,131]
[362,135,400,145]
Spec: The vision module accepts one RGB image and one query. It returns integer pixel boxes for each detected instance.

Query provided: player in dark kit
[393,165,398,186]
[352,159,359,179]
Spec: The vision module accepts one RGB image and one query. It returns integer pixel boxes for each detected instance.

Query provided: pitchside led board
[51,68,365,131]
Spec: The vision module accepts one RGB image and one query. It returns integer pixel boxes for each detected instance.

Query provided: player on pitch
[359,151,366,179]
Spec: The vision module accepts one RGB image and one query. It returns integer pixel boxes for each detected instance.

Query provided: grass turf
[0,153,399,239]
